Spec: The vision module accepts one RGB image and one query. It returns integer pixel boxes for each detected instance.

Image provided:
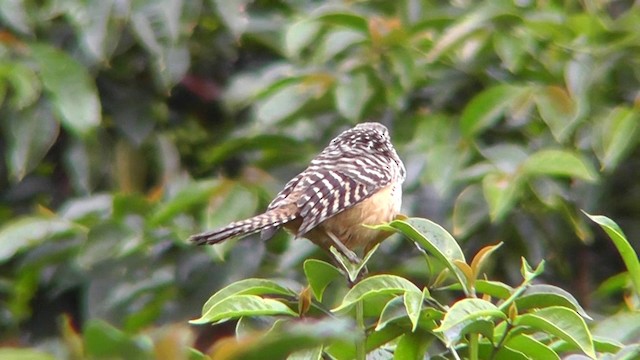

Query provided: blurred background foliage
[0,0,639,358]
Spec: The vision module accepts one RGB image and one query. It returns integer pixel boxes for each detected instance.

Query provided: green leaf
[592,311,640,345]
[522,149,598,182]
[226,318,355,360]
[335,72,372,122]
[453,184,489,237]
[303,259,342,301]
[505,334,560,360]
[3,104,59,181]
[534,85,578,142]
[0,0,32,34]
[493,31,526,72]
[314,29,366,63]
[314,12,368,33]
[460,84,527,138]
[65,0,120,62]
[426,5,497,62]
[330,242,379,283]
[435,298,506,342]
[149,180,220,226]
[394,331,430,360]
[376,296,406,331]
[0,348,55,360]
[287,346,323,360]
[0,62,41,109]
[433,298,507,346]
[482,172,522,222]
[404,289,425,332]
[474,280,513,300]
[30,43,101,137]
[84,319,151,358]
[515,284,592,320]
[0,217,79,263]
[515,306,595,359]
[212,0,250,38]
[480,144,528,174]
[256,80,325,125]
[595,106,640,171]
[285,20,322,58]
[371,218,467,293]
[520,258,545,282]
[191,294,296,324]
[196,278,297,322]
[332,275,421,313]
[584,212,640,302]
[449,319,495,345]
[476,342,529,360]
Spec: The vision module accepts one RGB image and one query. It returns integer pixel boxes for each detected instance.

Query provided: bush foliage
[0,0,639,359]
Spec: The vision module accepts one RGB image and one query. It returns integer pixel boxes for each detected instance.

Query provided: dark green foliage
[0,0,639,358]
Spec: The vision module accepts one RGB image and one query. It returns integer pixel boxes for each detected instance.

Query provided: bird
[189,122,406,263]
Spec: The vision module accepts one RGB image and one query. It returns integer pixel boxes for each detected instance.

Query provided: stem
[469,333,479,360]
[489,322,513,360]
[355,300,366,360]
[498,283,529,312]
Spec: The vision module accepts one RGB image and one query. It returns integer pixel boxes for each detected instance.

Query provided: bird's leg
[326,230,361,264]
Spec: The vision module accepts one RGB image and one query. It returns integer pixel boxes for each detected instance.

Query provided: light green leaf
[480,144,528,174]
[404,289,424,332]
[506,334,560,360]
[191,294,296,324]
[335,72,372,122]
[303,259,342,301]
[84,319,151,358]
[584,212,640,302]
[482,172,522,221]
[332,275,421,313]
[393,332,430,360]
[197,278,296,320]
[515,284,592,320]
[212,0,250,38]
[370,218,467,293]
[287,346,323,360]
[0,0,31,34]
[0,348,55,360]
[515,306,595,359]
[30,43,101,137]
[150,180,220,226]
[329,242,379,283]
[522,149,598,182]
[595,107,640,171]
[65,0,119,61]
[493,31,526,72]
[534,85,578,142]
[474,280,513,300]
[435,298,506,344]
[0,217,79,263]
[460,85,527,138]
[0,62,41,109]
[315,29,366,63]
[376,296,406,331]
[285,20,321,58]
[453,184,489,238]
[256,81,323,125]
[427,5,497,62]
[4,104,59,181]
[314,12,368,33]
[520,258,545,282]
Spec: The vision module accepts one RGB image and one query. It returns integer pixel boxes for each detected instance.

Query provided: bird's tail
[189,209,296,245]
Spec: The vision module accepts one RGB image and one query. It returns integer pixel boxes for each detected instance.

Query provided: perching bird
[189,122,406,262]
